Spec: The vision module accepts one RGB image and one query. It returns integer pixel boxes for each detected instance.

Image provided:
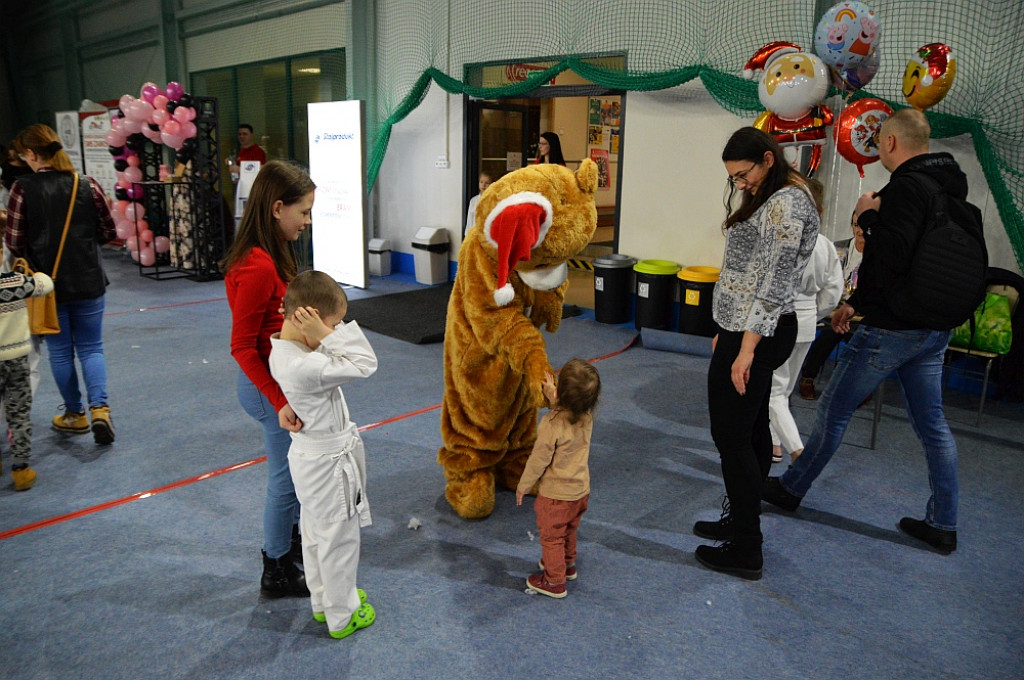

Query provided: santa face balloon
[758,52,831,120]
[902,43,957,110]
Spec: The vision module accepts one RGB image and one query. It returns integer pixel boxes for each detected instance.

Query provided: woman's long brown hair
[219,160,315,283]
[13,124,75,172]
[721,127,806,230]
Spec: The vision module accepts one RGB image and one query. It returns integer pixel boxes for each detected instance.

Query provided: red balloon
[832,98,893,177]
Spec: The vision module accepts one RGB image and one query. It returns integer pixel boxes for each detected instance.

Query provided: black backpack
[886,172,988,330]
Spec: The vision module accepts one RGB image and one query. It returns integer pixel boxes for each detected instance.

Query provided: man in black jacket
[762,108,965,553]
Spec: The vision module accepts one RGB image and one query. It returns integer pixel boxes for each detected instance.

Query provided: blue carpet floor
[0,249,1021,679]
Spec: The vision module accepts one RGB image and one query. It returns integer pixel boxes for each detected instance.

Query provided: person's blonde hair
[282,270,347,318]
[882,108,931,153]
[556,358,601,424]
[219,160,315,282]
[13,124,74,172]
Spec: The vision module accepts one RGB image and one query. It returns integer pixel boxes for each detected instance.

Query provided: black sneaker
[695,541,763,580]
[762,477,801,512]
[898,517,957,554]
[693,497,735,541]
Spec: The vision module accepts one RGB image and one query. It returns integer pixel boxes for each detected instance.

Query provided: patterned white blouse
[713,184,820,337]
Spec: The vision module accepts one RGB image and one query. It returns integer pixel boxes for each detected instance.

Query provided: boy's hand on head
[292,306,334,346]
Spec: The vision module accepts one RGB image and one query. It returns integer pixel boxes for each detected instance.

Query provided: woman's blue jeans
[44,295,109,413]
[779,326,959,530]
[237,370,300,559]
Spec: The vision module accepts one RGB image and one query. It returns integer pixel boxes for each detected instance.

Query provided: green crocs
[329,602,375,639]
[313,589,368,623]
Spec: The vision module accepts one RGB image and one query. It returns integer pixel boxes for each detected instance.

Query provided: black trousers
[707,315,797,544]
[801,325,850,380]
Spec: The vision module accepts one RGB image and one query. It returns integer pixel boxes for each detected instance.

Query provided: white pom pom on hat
[743,41,803,80]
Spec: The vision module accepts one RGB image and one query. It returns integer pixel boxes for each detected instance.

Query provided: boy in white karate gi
[269,270,378,639]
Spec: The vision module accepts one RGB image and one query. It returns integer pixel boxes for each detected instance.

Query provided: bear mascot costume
[438,159,598,519]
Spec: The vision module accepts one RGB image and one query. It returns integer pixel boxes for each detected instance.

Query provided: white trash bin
[368,238,392,276]
[411,227,450,285]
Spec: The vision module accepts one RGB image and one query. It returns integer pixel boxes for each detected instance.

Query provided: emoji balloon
[902,43,956,110]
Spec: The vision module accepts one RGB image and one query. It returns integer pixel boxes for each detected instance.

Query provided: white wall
[377,85,464,258]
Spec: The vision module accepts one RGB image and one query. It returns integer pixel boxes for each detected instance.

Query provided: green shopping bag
[950,291,1013,354]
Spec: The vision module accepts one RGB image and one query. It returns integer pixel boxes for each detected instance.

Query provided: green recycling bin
[633,259,680,330]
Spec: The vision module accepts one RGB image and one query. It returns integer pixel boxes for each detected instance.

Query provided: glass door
[465,101,531,217]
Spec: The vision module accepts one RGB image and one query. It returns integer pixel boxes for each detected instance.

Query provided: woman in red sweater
[220,161,314,598]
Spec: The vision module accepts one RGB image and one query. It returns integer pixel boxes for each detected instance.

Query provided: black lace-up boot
[693,497,735,541]
[260,550,309,598]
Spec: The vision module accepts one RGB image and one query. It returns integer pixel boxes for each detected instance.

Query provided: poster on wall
[587,97,620,164]
[307,100,368,288]
[80,112,116,199]
[590,148,610,189]
[235,161,261,232]
[55,111,85,173]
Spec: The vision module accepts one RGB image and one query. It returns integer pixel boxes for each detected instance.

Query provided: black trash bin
[593,254,636,324]
[677,266,720,337]
[633,259,680,330]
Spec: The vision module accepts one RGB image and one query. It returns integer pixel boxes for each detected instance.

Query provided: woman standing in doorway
[6,124,117,446]
[535,132,566,166]
[693,127,819,580]
[220,160,314,598]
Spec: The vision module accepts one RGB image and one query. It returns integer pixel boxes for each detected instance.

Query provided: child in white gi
[269,270,378,639]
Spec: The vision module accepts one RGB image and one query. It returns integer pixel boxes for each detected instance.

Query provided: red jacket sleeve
[228,252,288,411]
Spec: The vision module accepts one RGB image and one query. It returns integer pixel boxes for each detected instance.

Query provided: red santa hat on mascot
[482,192,553,306]
[742,41,803,81]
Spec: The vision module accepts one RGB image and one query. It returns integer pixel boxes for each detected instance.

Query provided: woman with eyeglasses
[692,127,819,580]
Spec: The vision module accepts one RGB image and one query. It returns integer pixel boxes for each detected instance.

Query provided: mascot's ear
[483,192,553,306]
[575,158,598,194]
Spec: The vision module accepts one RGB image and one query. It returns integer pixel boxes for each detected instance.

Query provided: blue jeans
[237,370,300,559]
[44,295,109,413]
[779,326,959,530]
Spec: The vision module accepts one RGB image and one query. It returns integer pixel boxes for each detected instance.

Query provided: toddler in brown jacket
[516,358,601,598]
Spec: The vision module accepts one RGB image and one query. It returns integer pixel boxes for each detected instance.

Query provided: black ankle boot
[288,524,303,565]
[695,539,763,580]
[260,550,310,598]
[694,497,735,540]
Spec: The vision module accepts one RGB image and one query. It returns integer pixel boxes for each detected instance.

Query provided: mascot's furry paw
[444,468,496,519]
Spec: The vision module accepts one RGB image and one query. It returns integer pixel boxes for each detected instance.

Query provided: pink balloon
[124,166,143,184]
[115,224,132,241]
[180,121,197,139]
[165,82,184,100]
[125,185,143,200]
[115,200,130,215]
[110,116,124,132]
[173,106,190,123]
[126,235,139,251]
[152,109,169,125]
[153,94,168,110]
[154,236,171,254]
[125,203,146,222]
[116,178,130,190]
[123,118,142,134]
[105,130,125,147]
[162,120,181,136]
[186,107,197,121]
[135,219,149,233]
[142,126,162,143]
[140,82,160,103]
[140,247,156,267]
[130,249,140,263]
[139,229,154,244]
[161,133,183,149]
[119,94,135,112]
[127,155,140,168]
[130,101,154,122]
